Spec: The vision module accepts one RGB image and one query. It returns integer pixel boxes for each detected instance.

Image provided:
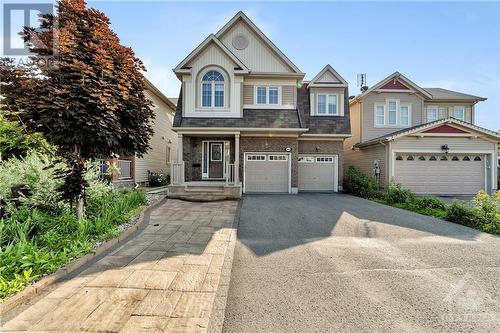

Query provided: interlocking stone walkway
[1,199,238,333]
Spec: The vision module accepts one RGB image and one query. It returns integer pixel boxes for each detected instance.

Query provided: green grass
[0,189,146,301]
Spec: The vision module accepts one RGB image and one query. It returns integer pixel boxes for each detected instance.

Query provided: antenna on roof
[357,73,368,92]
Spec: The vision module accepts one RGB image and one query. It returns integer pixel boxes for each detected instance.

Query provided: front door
[208,142,224,179]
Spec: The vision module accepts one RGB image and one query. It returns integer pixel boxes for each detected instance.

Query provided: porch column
[177,133,183,162]
[234,134,240,184]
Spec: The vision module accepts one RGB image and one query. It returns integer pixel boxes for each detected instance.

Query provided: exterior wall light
[441,144,450,153]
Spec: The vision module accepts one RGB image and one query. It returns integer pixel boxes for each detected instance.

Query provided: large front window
[317,94,338,115]
[201,70,224,108]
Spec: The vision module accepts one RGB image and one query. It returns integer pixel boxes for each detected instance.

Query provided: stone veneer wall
[239,137,299,188]
[183,136,235,182]
[298,140,344,188]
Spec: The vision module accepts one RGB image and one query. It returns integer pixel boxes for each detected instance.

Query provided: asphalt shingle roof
[424,88,486,101]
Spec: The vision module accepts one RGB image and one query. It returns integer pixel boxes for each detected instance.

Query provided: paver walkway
[1,199,238,333]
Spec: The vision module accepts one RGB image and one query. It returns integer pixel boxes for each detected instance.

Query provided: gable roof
[215,11,303,75]
[350,72,432,104]
[144,78,176,112]
[354,118,500,148]
[173,34,249,74]
[308,64,348,88]
[423,88,487,102]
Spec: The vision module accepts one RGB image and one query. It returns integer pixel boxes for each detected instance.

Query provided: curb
[207,198,243,333]
[0,197,167,315]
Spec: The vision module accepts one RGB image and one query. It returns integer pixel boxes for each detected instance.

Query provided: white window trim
[426,106,439,122]
[374,103,386,126]
[254,86,281,105]
[316,93,339,116]
[453,106,465,121]
[399,103,412,127]
[199,68,226,109]
[386,99,399,126]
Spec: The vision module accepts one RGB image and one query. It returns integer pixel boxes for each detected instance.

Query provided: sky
[3,1,500,130]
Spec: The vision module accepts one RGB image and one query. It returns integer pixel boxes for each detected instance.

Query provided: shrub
[148,171,170,187]
[414,196,446,210]
[0,116,53,159]
[445,200,485,228]
[383,183,415,204]
[343,166,378,199]
[472,191,500,221]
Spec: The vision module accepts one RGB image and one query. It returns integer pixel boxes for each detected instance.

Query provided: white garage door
[298,155,338,192]
[244,153,290,193]
[394,154,485,195]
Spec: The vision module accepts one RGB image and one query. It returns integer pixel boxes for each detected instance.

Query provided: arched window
[407,156,414,161]
[418,156,426,161]
[440,156,448,161]
[452,156,459,161]
[201,70,225,108]
[463,156,470,161]
[474,156,482,161]
[429,156,437,161]
[396,155,403,161]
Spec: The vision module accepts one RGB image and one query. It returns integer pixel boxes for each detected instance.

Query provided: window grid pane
[269,87,278,104]
[202,83,212,107]
[376,106,385,125]
[327,95,337,114]
[257,87,267,104]
[214,84,224,107]
[388,101,397,125]
[427,108,438,122]
[453,107,465,120]
[317,95,327,114]
[400,106,409,126]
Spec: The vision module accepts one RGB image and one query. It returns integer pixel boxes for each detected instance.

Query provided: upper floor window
[374,100,411,127]
[427,106,438,122]
[400,105,409,126]
[375,105,385,125]
[453,106,465,121]
[317,94,338,115]
[388,100,397,125]
[256,86,279,105]
[201,70,224,108]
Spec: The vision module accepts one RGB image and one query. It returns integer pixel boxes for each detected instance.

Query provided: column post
[234,133,240,184]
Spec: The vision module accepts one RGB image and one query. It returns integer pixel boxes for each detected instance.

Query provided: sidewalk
[1,199,238,333]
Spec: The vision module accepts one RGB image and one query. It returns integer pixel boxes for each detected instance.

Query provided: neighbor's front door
[209,142,224,179]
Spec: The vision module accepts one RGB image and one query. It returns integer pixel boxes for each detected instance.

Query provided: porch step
[184,186,225,193]
[168,192,238,202]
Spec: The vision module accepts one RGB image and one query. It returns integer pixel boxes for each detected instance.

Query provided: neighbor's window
[388,100,397,125]
[375,105,385,125]
[427,106,438,122]
[400,105,409,126]
[317,94,337,115]
[256,86,279,105]
[453,106,465,121]
[201,70,224,108]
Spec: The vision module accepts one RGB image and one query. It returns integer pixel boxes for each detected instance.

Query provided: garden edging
[0,196,167,315]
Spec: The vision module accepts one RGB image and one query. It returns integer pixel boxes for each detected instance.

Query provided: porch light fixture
[441,144,450,153]
[285,147,291,152]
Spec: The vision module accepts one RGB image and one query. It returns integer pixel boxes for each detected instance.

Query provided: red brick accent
[380,80,410,90]
[423,125,469,134]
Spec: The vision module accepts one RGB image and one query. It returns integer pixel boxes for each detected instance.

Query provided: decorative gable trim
[173,34,249,74]
[380,79,410,90]
[308,64,348,88]
[215,11,303,75]
[423,124,469,134]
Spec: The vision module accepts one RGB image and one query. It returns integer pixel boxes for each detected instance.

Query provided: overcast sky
[5,1,500,130]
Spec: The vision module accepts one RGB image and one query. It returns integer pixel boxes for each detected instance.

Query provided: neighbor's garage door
[394,154,484,195]
[244,153,290,193]
[298,155,338,192]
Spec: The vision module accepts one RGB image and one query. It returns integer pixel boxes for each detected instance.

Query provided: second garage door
[394,154,485,195]
[244,153,290,193]
[298,155,338,192]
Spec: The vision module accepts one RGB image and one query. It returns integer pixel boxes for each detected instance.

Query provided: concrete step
[184,186,225,193]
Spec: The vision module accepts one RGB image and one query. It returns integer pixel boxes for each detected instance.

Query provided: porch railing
[118,160,132,179]
[225,163,235,184]
[171,162,185,185]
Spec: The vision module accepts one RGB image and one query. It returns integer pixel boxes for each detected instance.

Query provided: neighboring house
[169,12,351,198]
[345,72,499,195]
[104,78,178,187]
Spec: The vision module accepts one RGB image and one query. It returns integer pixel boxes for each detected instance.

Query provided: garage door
[394,154,485,195]
[298,155,338,192]
[244,153,290,193]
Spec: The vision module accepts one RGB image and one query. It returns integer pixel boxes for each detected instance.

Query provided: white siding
[134,90,177,183]
[219,20,294,73]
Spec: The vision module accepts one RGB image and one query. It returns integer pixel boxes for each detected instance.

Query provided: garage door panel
[298,155,337,192]
[394,154,484,195]
[245,154,289,193]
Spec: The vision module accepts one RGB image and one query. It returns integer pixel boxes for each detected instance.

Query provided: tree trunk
[76,193,84,220]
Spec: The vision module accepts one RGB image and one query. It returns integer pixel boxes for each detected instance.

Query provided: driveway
[223,194,500,333]
[2,199,238,333]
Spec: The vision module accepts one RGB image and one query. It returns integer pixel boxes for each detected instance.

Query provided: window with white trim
[269,155,288,161]
[256,86,279,105]
[388,100,397,125]
[375,104,385,125]
[201,70,225,108]
[453,106,465,121]
[247,155,266,161]
[427,106,438,122]
[317,94,338,115]
[400,105,410,126]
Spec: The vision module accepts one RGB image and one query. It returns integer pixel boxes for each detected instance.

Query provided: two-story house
[345,72,499,195]
[169,12,351,199]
